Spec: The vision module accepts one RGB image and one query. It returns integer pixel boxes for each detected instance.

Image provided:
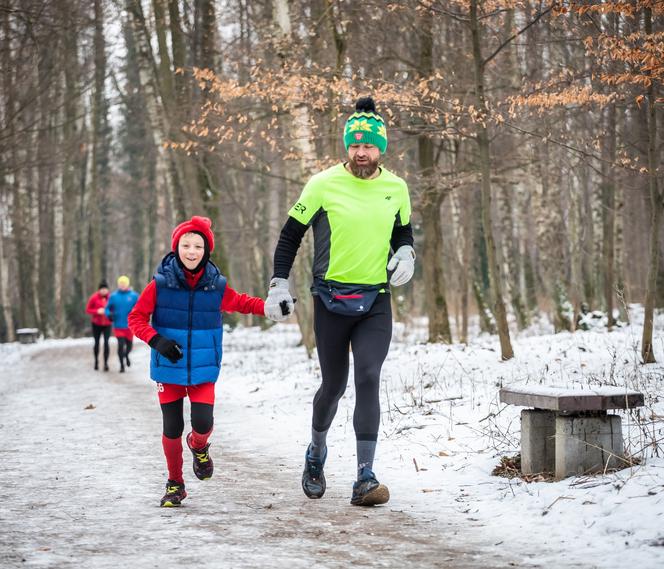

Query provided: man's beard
[348,156,379,179]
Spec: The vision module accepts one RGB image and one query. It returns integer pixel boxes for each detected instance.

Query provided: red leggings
[158,382,215,483]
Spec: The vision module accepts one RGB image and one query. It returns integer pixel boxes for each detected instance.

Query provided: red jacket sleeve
[127,281,159,344]
[221,286,266,316]
[85,294,99,316]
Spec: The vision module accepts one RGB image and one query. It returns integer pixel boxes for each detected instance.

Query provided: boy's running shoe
[160,480,186,507]
[186,432,214,480]
[351,467,390,506]
[302,444,326,499]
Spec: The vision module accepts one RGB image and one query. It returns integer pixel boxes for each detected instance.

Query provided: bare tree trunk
[500,184,529,329]
[473,280,497,335]
[89,0,106,292]
[417,8,452,343]
[569,171,583,330]
[189,0,229,276]
[128,0,178,230]
[0,6,14,340]
[452,188,471,344]
[3,5,39,329]
[497,8,528,331]
[53,5,77,336]
[36,34,57,334]
[614,170,627,322]
[421,189,452,342]
[272,0,317,356]
[460,192,472,343]
[0,195,15,341]
[601,102,617,330]
[579,164,596,307]
[469,0,513,359]
[50,11,70,335]
[641,8,662,363]
[152,0,192,219]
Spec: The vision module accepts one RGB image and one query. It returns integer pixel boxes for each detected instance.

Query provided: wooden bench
[16,328,40,344]
[500,385,644,479]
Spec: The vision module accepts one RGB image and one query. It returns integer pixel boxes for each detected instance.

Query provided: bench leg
[555,414,624,479]
[521,409,556,475]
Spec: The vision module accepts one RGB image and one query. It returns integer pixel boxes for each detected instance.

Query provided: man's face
[178,233,205,271]
[99,287,109,296]
[118,282,129,292]
[347,144,381,179]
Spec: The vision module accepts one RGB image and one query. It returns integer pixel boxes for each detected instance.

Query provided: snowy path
[1,340,508,569]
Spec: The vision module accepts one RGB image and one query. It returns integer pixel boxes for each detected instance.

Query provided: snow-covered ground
[1,306,663,568]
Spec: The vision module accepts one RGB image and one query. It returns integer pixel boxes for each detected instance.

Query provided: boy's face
[178,232,205,271]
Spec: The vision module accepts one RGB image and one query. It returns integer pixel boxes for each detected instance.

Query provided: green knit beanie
[343,97,388,154]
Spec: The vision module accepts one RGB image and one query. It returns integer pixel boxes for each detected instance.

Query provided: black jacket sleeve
[272,216,309,279]
[390,221,414,252]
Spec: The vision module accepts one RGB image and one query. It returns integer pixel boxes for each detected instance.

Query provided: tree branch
[482,3,556,68]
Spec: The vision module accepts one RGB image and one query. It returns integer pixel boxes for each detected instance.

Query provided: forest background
[0,0,662,362]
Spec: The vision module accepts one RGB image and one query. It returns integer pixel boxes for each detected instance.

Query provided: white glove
[387,246,415,286]
[264,277,294,322]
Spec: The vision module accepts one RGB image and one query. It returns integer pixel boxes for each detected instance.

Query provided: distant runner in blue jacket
[105,275,139,373]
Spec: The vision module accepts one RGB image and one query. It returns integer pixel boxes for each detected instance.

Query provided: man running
[264,96,416,506]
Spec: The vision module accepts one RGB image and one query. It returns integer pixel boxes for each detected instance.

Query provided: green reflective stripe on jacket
[288,163,411,285]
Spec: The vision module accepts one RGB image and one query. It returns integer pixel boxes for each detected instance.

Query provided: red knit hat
[171,216,215,252]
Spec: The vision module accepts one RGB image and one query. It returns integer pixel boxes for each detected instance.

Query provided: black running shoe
[160,480,187,507]
[351,467,390,506]
[302,444,327,499]
[186,433,213,480]
[125,356,131,367]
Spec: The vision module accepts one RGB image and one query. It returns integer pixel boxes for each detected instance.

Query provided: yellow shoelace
[194,451,209,463]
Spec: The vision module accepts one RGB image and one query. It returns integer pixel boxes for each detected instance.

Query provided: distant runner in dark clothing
[85,280,112,371]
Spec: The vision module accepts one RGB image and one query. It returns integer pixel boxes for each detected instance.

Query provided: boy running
[129,215,276,507]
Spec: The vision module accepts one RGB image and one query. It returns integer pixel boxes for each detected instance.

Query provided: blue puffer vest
[150,253,227,386]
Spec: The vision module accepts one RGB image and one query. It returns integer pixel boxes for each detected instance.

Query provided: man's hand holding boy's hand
[149,334,183,363]
[264,278,294,322]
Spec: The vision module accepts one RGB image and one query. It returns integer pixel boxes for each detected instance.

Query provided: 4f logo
[294,202,307,214]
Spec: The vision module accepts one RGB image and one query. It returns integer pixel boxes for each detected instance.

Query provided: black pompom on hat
[355,96,378,113]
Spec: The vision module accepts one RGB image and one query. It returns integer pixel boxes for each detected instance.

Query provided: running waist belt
[312,278,387,316]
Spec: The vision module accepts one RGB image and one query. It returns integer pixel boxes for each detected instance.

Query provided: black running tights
[116,337,133,364]
[311,293,392,441]
[92,324,111,364]
[160,399,214,439]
